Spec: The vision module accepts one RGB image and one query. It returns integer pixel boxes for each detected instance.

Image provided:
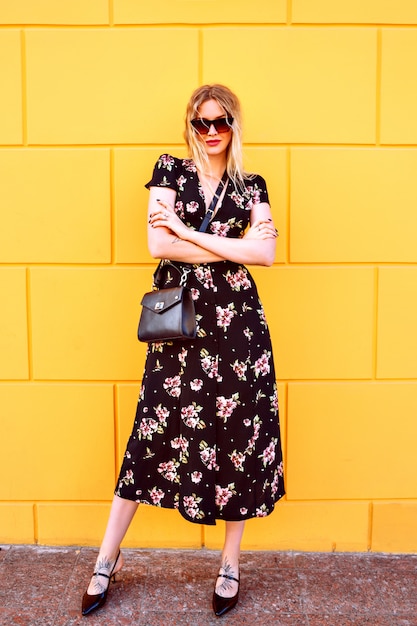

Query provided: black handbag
[137,262,196,342]
[138,172,228,343]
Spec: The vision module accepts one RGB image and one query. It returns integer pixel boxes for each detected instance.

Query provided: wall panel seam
[20,29,27,146]
[109,0,114,27]
[33,503,39,544]
[25,268,33,380]
[286,0,292,25]
[285,147,291,265]
[368,501,373,551]
[110,148,115,264]
[2,24,417,30]
[372,268,379,379]
[113,384,119,483]
[376,29,382,145]
[17,144,417,149]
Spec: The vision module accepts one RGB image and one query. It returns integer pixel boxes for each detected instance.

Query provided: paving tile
[307,617,416,626]
[0,547,416,626]
[299,568,388,615]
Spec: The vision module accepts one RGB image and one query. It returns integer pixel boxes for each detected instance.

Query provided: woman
[81,84,285,618]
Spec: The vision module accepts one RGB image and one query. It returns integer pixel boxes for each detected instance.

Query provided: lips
[206,140,221,146]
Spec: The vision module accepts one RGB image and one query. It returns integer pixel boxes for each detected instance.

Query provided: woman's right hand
[149,199,190,240]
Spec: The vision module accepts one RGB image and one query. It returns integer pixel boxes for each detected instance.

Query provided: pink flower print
[256,505,268,517]
[237,268,251,289]
[253,351,271,378]
[231,359,247,381]
[149,487,165,504]
[176,175,187,191]
[175,201,185,219]
[224,268,252,291]
[243,327,253,341]
[210,221,230,237]
[199,441,219,470]
[138,417,159,440]
[200,350,222,381]
[194,266,217,291]
[257,306,268,328]
[230,190,244,208]
[182,159,197,172]
[121,469,134,486]
[181,402,205,430]
[163,375,181,397]
[190,378,203,391]
[270,388,279,413]
[245,185,262,210]
[191,287,200,301]
[178,347,188,365]
[260,439,277,467]
[216,303,236,331]
[246,416,262,453]
[243,419,251,427]
[186,201,199,213]
[171,436,189,463]
[278,461,284,476]
[171,436,189,453]
[229,450,246,471]
[158,154,174,170]
[183,494,204,520]
[271,470,281,495]
[240,507,248,515]
[154,403,169,425]
[216,394,239,423]
[191,471,202,484]
[215,483,236,510]
[157,459,179,483]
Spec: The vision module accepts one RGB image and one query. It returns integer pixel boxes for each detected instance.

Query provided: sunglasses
[191,116,234,134]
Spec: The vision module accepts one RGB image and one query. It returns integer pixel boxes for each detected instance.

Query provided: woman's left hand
[243,219,279,240]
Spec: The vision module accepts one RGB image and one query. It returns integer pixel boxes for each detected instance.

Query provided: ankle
[94,550,121,574]
[96,549,120,565]
[219,552,239,571]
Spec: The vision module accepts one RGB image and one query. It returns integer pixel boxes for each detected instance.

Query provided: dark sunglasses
[191,116,234,134]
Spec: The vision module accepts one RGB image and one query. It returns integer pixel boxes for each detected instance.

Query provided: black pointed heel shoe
[212,572,240,617]
[81,550,121,616]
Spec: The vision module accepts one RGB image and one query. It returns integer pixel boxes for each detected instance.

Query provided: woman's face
[194,99,233,158]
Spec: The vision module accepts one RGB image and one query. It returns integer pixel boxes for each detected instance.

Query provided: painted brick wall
[1,1,416,552]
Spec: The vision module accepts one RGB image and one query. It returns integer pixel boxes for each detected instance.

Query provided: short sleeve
[145,154,180,191]
[243,174,270,209]
[253,175,269,205]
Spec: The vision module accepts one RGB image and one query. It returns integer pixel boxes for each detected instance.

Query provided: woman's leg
[215,520,245,598]
[86,494,139,594]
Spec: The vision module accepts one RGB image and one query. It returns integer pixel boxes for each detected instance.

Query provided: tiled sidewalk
[0,545,416,625]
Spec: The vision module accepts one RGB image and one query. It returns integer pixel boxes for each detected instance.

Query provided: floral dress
[115,154,285,525]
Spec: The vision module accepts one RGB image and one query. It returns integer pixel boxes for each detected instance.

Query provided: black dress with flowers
[115,154,285,525]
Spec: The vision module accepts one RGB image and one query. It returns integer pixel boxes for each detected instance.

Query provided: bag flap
[140,287,185,314]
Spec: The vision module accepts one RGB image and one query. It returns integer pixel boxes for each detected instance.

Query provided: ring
[164,213,168,218]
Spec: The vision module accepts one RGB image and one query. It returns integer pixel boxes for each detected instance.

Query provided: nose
[207,123,218,136]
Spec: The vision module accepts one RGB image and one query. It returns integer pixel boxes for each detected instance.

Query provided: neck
[205,153,227,179]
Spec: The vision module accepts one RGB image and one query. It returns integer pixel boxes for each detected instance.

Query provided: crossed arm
[146,186,278,267]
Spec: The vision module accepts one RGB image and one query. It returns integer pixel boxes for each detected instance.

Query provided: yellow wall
[1,1,416,553]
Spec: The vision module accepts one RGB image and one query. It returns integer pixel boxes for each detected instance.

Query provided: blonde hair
[184,84,251,188]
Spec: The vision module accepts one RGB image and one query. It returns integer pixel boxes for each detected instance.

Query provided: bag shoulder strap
[199,171,228,233]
